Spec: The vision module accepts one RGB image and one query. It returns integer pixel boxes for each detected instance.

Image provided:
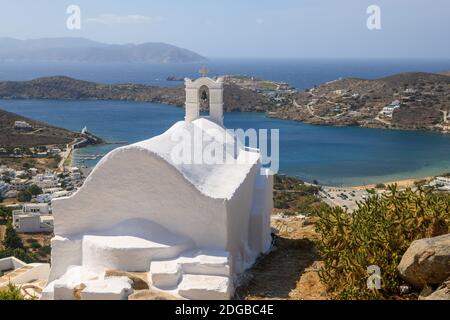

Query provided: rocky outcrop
[128,289,177,300]
[105,270,149,290]
[398,234,450,288]
[420,280,450,300]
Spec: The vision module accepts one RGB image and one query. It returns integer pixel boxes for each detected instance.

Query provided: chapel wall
[52,147,228,249]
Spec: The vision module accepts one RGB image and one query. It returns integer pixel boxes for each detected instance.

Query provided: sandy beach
[351,176,435,190]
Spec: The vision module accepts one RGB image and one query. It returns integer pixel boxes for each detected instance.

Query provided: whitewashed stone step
[80,277,133,300]
[82,234,193,273]
[178,274,232,300]
[149,260,182,288]
[149,249,230,289]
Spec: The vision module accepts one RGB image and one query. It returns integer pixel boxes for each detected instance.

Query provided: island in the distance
[0,71,449,133]
[0,37,207,64]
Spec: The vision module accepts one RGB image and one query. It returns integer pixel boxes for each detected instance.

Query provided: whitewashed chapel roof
[93,118,260,200]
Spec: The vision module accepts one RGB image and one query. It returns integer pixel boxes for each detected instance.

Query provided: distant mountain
[0,37,208,64]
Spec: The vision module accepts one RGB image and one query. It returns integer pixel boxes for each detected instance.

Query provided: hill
[0,108,80,147]
[0,76,273,113]
[272,72,450,132]
[0,72,449,133]
[0,37,207,64]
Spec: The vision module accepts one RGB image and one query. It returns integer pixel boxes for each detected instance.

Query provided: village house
[12,203,53,233]
[0,180,10,197]
[10,178,29,191]
[380,100,401,118]
[32,171,60,189]
[14,120,33,131]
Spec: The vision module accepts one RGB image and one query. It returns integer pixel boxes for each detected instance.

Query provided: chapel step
[82,235,194,273]
[178,274,232,300]
[149,249,230,289]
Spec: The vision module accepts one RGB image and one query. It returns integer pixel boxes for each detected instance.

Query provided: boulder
[422,279,450,300]
[104,270,149,290]
[398,234,450,288]
[128,289,178,300]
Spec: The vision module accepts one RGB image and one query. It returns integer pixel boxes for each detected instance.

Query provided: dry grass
[236,216,329,300]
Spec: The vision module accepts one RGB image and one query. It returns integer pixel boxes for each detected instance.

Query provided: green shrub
[30,242,42,249]
[17,190,32,203]
[0,283,25,300]
[38,245,51,257]
[414,179,428,187]
[273,175,324,214]
[3,224,23,250]
[0,248,35,263]
[27,184,43,196]
[0,205,12,223]
[315,185,450,299]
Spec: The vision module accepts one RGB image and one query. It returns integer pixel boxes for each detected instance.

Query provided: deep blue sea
[1,59,450,186]
[1,58,450,90]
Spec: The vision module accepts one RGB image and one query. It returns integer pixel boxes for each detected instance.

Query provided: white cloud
[85,14,162,25]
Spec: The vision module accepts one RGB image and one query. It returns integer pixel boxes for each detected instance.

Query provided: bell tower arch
[184,68,224,126]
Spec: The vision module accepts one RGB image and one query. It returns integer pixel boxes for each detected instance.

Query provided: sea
[1,58,450,186]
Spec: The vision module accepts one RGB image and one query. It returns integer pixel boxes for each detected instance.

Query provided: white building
[43,75,273,300]
[32,171,59,189]
[10,178,29,191]
[22,203,51,214]
[14,121,32,131]
[37,191,71,203]
[429,177,450,192]
[380,101,401,118]
[36,193,52,203]
[12,203,53,233]
[0,181,10,197]
[12,212,54,233]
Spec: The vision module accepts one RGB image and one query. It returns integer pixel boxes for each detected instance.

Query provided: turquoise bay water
[1,99,450,187]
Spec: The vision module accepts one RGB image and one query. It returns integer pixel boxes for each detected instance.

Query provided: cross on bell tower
[199,66,209,78]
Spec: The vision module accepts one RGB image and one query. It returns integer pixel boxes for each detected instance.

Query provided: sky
[0,0,449,59]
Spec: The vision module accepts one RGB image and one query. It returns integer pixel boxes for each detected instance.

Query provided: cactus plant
[315,185,450,299]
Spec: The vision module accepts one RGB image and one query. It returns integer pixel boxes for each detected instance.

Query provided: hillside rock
[0,108,81,147]
[398,234,450,288]
[105,270,149,290]
[420,279,450,300]
[128,289,177,300]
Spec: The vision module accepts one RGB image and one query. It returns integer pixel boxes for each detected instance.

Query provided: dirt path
[236,216,329,300]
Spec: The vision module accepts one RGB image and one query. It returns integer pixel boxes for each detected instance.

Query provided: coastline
[350,177,431,190]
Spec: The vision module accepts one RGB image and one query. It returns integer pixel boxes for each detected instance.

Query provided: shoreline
[350,175,437,190]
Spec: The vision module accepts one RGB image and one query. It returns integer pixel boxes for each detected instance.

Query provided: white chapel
[42,71,273,300]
